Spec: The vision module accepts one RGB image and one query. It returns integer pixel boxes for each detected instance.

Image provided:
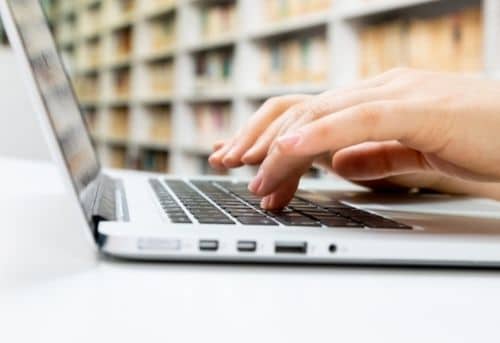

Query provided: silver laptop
[4,0,500,266]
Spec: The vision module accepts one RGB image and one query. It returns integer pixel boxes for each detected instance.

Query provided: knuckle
[316,123,331,141]
[263,96,285,109]
[287,99,330,122]
[282,103,306,123]
[357,103,382,127]
[303,100,330,121]
[355,102,390,140]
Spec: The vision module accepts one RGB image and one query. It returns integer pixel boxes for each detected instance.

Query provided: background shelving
[1,0,499,177]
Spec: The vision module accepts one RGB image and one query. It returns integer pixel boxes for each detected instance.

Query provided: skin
[209,68,500,209]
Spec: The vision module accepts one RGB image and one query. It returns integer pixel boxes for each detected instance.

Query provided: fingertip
[241,150,261,165]
[261,193,290,211]
[213,141,226,151]
[260,196,271,209]
[209,153,228,172]
[223,150,247,168]
[222,155,238,168]
[208,154,219,167]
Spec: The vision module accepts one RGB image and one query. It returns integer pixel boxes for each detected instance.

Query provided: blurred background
[0,0,496,177]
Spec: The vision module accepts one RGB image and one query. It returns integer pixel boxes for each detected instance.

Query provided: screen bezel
[1,0,102,243]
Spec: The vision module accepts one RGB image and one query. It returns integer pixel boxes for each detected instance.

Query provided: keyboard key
[320,218,364,228]
[237,217,278,226]
[150,179,190,223]
[165,180,234,225]
[198,218,235,225]
[160,180,413,230]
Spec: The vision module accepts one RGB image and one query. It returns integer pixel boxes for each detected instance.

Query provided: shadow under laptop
[0,193,99,291]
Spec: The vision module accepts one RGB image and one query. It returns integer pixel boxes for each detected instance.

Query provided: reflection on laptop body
[3,0,500,266]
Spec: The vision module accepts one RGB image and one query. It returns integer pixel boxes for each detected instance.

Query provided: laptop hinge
[91,174,118,230]
[90,174,130,234]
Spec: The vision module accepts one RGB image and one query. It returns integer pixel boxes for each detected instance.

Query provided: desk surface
[1,157,500,343]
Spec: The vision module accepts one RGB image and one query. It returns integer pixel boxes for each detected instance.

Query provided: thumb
[333,141,496,182]
[331,141,431,181]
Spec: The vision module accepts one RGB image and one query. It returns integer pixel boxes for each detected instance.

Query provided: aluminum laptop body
[4,0,500,266]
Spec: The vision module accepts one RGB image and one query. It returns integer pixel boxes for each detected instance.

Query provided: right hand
[209,69,500,208]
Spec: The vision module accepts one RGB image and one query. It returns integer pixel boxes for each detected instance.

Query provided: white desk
[1,157,500,343]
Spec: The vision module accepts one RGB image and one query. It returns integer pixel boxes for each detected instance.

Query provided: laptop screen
[6,1,101,196]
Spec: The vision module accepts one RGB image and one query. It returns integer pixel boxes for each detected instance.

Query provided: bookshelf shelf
[140,3,176,20]
[134,95,174,105]
[94,135,172,151]
[335,0,439,20]
[247,12,331,40]
[137,48,176,62]
[186,36,237,53]
[34,0,497,176]
[184,93,235,103]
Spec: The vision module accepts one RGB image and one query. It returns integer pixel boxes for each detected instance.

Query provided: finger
[276,100,435,158]
[331,141,431,181]
[249,153,314,197]
[209,140,234,170]
[249,91,402,196]
[221,94,312,168]
[260,174,302,210]
[352,173,443,192]
[213,141,226,152]
[241,113,290,165]
[242,84,397,166]
[227,68,407,168]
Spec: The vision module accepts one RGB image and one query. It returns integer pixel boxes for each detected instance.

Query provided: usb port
[237,241,257,252]
[275,241,307,254]
[199,240,219,252]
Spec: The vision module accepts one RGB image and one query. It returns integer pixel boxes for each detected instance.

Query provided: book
[193,103,232,147]
[139,150,169,172]
[144,0,176,11]
[260,32,328,87]
[112,27,133,62]
[149,14,176,53]
[109,107,130,139]
[112,67,131,99]
[195,48,233,92]
[77,37,102,70]
[109,146,128,169]
[359,6,483,78]
[264,0,331,23]
[200,2,236,42]
[79,2,101,37]
[148,60,174,96]
[147,106,172,143]
[74,73,100,102]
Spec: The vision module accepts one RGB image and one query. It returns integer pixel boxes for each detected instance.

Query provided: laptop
[4,0,500,266]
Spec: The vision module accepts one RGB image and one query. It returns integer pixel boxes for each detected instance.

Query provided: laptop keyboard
[150,179,412,230]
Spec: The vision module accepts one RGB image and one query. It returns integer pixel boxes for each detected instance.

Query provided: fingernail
[261,197,270,209]
[208,154,218,164]
[224,148,241,165]
[242,149,256,162]
[277,134,301,149]
[248,171,263,193]
[222,155,235,166]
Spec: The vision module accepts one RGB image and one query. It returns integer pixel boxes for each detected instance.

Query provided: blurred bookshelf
[1,0,499,177]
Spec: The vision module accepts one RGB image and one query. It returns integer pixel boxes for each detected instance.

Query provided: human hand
[210,69,500,208]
